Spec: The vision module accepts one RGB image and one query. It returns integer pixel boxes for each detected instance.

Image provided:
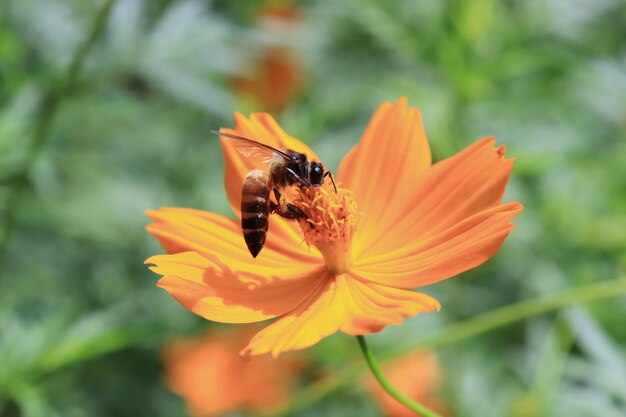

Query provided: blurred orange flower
[162,328,302,416]
[231,2,304,112]
[366,351,447,417]
[146,98,522,358]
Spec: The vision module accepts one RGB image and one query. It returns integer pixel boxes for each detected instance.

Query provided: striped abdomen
[241,169,271,258]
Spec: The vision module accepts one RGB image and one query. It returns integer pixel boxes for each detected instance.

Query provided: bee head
[310,162,324,186]
[287,150,306,163]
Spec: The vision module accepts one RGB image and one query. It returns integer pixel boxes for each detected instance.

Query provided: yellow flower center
[293,183,360,275]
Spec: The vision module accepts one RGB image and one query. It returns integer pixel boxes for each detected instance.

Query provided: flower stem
[356,335,442,417]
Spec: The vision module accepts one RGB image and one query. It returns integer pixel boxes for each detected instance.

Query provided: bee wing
[213,131,291,164]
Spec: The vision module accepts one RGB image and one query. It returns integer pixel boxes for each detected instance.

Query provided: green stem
[0,0,117,279]
[357,335,442,417]
[263,277,626,417]
[381,276,626,361]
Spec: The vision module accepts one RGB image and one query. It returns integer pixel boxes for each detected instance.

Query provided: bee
[213,131,336,258]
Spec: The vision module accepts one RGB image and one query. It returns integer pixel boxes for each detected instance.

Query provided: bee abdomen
[241,169,271,258]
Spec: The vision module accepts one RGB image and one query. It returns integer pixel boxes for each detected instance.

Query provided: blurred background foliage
[1,0,625,416]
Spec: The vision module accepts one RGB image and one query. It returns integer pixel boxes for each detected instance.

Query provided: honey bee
[213,131,336,258]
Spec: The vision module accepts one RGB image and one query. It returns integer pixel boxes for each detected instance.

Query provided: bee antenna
[324,171,338,193]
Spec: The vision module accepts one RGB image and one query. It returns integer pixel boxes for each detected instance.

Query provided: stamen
[293,183,360,275]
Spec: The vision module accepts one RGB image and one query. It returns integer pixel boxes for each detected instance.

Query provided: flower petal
[339,274,441,335]
[240,273,440,358]
[146,207,321,266]
[241,271,344,358]
[357,136,515,260]
[336,98,432,255]
[147,251,327,323]
[353,202,523,288]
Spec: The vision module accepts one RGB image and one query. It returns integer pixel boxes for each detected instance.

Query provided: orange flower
[146,98,523,358]
[366,351,447,417]
[162,328,302,416]
[231,48,303,112]
[231,2,304,112]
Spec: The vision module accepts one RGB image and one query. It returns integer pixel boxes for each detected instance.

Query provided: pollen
[293,183,360,275]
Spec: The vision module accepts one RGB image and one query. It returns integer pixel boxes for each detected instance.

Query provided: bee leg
[271,187,306,220]
[273,188,289,214]
[270,202,307,220]
[285,203,307,219]
[273,188,284,206]
[284,203,314,229]
[323,171,338,193]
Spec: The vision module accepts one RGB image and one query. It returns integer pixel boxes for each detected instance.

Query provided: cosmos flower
[231,48,303,112]
[162,328,303,416]
[146,98,523,358]
[365,350,447,417]
[231,2,305,112]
